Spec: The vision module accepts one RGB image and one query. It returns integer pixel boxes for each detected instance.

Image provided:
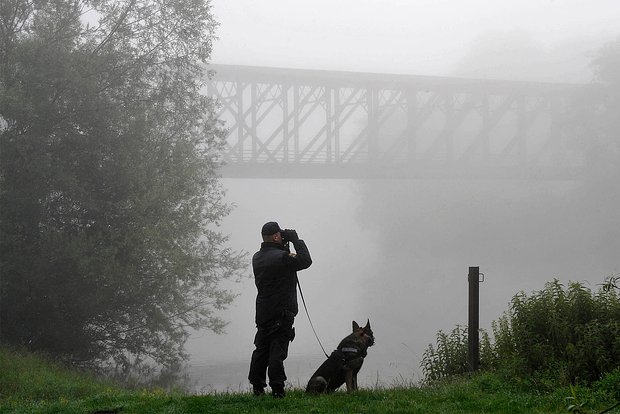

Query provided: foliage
[421,325,495,384]
[566,36,620,186]
[565,381,620,414]
[592,36,620,85]
[0,346,118,403]
[0,0,246,375]
[592,368,620,402]
[496,279,620,384]
[422,277,620,387]
[421,325,467,383]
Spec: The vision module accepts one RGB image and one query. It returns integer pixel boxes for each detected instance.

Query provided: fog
[211,0,620,81]
[186,0,620,391]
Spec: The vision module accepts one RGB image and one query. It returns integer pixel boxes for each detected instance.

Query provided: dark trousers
[248,320,295,389]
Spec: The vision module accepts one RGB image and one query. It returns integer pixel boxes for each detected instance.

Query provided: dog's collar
[340,347,358,353]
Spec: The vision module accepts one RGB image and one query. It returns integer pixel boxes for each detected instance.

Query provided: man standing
[248,221,312,398]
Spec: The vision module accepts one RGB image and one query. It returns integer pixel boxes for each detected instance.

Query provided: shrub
[593,368,620,400]
[422,276,620,385]
[421,325,495,383]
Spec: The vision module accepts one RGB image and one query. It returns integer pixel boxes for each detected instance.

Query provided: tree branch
[91,0,137,56]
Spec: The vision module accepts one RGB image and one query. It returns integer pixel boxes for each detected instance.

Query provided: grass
[1,346,618,414]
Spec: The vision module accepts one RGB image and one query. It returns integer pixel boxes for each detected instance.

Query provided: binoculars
[281,229,298,242]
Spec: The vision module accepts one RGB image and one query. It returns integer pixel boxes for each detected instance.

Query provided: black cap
[261,221,282,236]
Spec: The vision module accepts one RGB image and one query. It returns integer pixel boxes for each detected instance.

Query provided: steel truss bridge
[206,64,590,179]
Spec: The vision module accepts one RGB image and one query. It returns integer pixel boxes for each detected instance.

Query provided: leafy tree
[592,36,620,85]
[590,36,620,173]
[565,36,620,181]
[0,0,245,374]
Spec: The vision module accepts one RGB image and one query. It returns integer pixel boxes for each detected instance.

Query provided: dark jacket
[252,239,312,327]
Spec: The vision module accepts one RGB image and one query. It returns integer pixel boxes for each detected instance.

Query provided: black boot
[271,386,285,398]
[252,385,265,396]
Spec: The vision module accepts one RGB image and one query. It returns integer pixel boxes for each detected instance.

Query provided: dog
[306,320,375,393]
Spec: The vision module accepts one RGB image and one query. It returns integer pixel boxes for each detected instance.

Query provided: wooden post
[468,266,480,372]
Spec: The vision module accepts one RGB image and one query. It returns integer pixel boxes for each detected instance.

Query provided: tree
[564,36,620,227]
[591,36,620,164]
[0,0,245,374]
[592,36,620,85]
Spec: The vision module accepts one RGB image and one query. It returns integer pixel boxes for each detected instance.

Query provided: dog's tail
[305,376,328,394]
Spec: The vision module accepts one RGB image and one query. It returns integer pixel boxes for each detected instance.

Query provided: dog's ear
[364,319,371,330]
[352,321,360,332]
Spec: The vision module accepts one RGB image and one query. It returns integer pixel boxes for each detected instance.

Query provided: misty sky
[211,0,620,80]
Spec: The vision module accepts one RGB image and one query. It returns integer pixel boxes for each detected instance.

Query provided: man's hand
[282,229,299,242]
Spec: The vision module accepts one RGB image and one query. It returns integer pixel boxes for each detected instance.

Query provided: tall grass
[0,346,118,408]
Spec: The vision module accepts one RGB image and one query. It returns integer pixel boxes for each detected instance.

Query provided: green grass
[1,346,618,414]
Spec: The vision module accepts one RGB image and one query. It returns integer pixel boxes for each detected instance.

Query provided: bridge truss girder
[206,64,587,179]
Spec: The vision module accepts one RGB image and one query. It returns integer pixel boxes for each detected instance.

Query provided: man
[248,221,312,398]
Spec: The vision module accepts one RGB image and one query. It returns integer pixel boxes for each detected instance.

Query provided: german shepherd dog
[306,320,375,393]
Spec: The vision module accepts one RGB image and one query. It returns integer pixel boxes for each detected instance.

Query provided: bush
[593,368,620,400]
[422,277,620,385]
[421,325,495,383]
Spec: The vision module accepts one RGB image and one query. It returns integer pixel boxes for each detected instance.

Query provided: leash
[297,278,329,358]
